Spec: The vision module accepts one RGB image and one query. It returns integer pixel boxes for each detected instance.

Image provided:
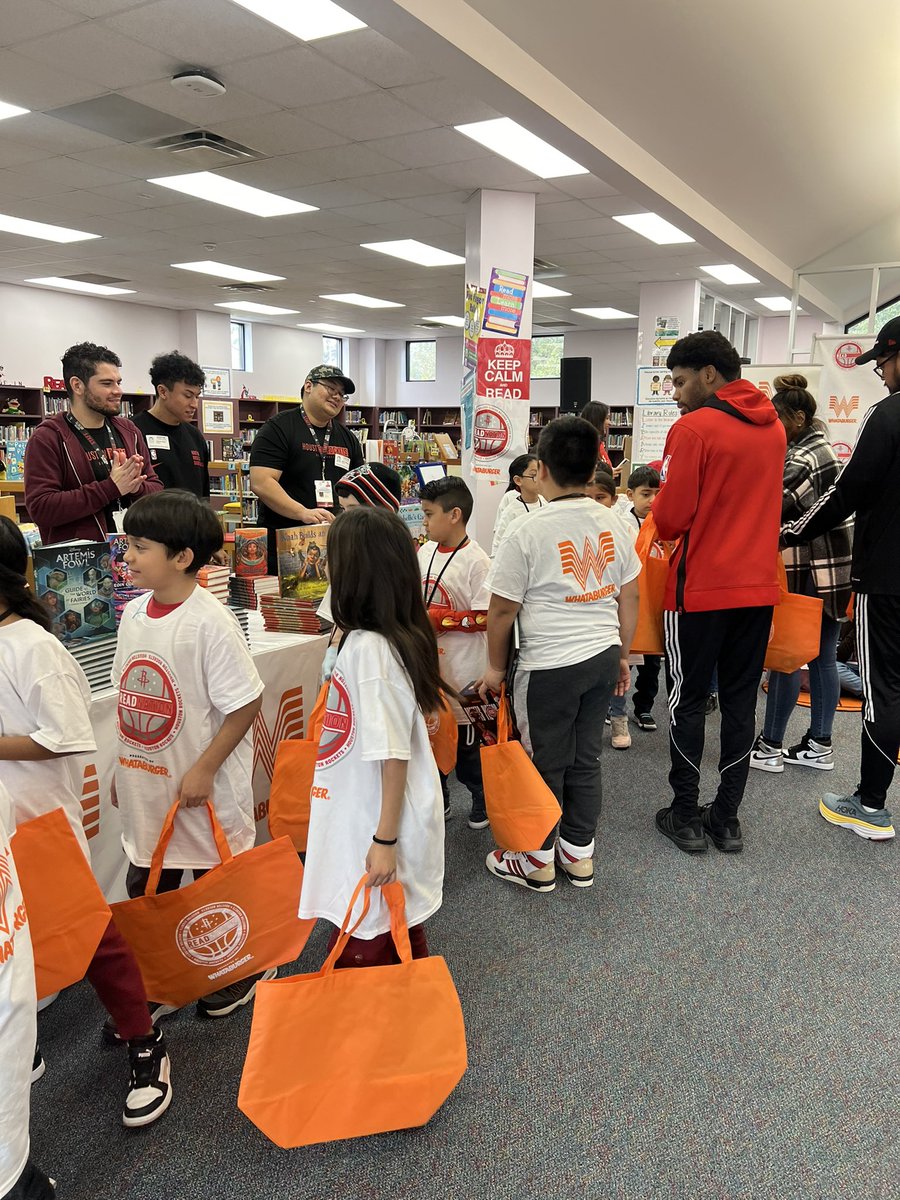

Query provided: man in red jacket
[24,342,161,544]
[652,331,785,854]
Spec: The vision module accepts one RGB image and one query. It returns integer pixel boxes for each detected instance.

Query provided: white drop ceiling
[0,0,889,338]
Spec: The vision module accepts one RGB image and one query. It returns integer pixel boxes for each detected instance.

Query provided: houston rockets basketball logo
[317,669,356,768]
[558,532,615,591]
[175,902,249,968]
[834,342,862,369]
[0,851,12,937]
[473,407,510,458]
[117,652,184,752]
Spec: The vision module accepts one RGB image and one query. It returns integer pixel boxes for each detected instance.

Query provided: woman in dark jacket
[751,375,853,774]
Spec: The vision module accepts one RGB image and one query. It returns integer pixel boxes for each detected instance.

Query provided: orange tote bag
[630,514,671,656]
[238,877,467,1148]
[268,682,328,852]
[480,686,562,852]
[111,801,313,1008]
[427,692,458,774]
[764,558,823,674]
[12,808,112,1001]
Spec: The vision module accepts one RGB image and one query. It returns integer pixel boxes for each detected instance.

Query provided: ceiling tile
[227,46,375,109]
[0,48,103,109]
[119,78,280,125]
[105,0,293,61]
[299,92,439,142]
[0,141,51,169]
[208,111,348,157]
[428,158,538,189]
[0,0,84,47]
[363,127,493,170]
[14,24,180,91]
[331,199,420,226]
[0,112,120,155]
[403,190,474,216]
[52,0,151,14]
[352,170,457,200]
[389,80,501,126]
[312,28,436,89]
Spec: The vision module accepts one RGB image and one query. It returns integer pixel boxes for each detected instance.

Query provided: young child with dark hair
[586,465,617,507]
[491,453,546,553]
[300,506,445,966]
[334,462,402,512]
[113,490,269,1018]
[478,416,640,891]
[418,476,490,829]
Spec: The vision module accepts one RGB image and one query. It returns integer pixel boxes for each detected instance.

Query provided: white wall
[231,323,325,398]
[563,330,639,407]
[756,315,826,364]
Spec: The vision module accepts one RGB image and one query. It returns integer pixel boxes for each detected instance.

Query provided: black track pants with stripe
[855,593,900,808]
[664,606,773,822]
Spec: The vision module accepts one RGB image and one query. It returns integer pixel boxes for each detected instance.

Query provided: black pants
[856,594,900,808]
[664,606,772,822]
[514,646,620,847]
[126,863,208,899]
[633,654,662,716]
[2,1160,54,1200]
[439,723,484,803]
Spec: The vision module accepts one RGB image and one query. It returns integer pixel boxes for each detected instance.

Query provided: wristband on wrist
[372,835,397,846]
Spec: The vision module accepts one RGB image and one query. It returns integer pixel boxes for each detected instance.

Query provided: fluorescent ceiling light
[701,264,759,286]
[27,277,134,296]
[755,296,797,312]
[320,292,404,309]
[215,301,299,315]
[229,0,365,40]
[0,213,100,243]
[0,99,29,121]
[455,117,588,179]
[572,307,638,320]
[423,315,465,327]
[298,322,364,334]
[532,280,571,298]
[613,213,694,245]
[148,171,317,217]
[361,239,465,267]
[172,260,284,283]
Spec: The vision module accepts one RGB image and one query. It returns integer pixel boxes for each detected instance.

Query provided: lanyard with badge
[300,404,342,508]
[424,537,469,608]
[64,412,129,530]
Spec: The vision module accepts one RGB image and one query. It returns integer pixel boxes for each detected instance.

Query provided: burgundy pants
[84,919,153,1041]
[325,923,429,969]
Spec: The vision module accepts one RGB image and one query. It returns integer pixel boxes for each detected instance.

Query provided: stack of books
[234,528,267,576]
[229,574,279,609]
[70,634,118,695]
[259,594,322,634]
[196,563,230,604]
[228,605,251,646]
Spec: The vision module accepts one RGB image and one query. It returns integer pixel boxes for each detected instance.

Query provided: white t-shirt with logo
[0,779,36,1197]
[491,493,547,555]
[113,586,265,869]
[299,630,444,939]
[487,497,641,671]
[417,538,490,722]
[0,619,96,858]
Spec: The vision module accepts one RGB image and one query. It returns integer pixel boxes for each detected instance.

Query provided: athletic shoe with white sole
[784,732,834,771]
[635,712,657,732]
[485,849,555,891]
[610,716,631,749]
[819,794,895,840]
[196,967,278,1018]
[749,734,784,773]
[467,798,489,830]
[555,844,594,887]
[102,1000,179,1046]
[31,1045,45,1083]
[123,1027,171,1128]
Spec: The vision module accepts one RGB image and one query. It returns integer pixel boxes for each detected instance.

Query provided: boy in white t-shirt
[477,416,641,891]
[417,477,490,829]
[113,490,268,1019]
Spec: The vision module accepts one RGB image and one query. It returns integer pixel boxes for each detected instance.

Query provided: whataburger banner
[811,335,881,462]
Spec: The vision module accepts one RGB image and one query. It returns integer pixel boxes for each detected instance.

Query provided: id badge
[334,453,350,471]
[315,478,334,507]
[112,509,126,533]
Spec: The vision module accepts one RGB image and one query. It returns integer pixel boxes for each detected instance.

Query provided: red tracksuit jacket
[653,379,786,612]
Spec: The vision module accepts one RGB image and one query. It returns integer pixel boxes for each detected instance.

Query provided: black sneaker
[705,692,719,715]
[32,1045,45,1083]
[123,1027,172,1128]
[655,806,707,854]
[6,1159,56,1199]
[468,798,489,830]
[102,1000,178,1046]
[700,804,743,853]
[635,712,657,732]
[196,967,277,1019]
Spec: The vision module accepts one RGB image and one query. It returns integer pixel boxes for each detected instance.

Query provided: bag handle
[319,875,414,973]
[319,874,372,974]
[495,684,511,747]
[634,511,658,563]
[146,800,233,896]
[308,681,329,742]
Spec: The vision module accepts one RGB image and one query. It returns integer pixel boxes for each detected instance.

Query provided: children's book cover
[276,526,328,601]
[33,540,116,642]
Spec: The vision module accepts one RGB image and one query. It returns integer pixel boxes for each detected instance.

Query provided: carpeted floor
[30,690,900,1200]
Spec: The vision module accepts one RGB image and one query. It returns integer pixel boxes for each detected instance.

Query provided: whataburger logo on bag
[558,532,616,602]
[175,901,253,981]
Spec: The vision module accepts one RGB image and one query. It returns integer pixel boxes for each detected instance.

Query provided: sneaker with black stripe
[102,1000,178,1046]
[784,732,834,771]
[123,1027,171,1128]
[485,850,555,891]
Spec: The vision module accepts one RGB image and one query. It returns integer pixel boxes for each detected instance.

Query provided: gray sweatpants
[514,645,620,848]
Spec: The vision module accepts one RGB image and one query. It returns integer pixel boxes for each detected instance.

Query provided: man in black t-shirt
[132,351,210,497]
[249,363,364,572]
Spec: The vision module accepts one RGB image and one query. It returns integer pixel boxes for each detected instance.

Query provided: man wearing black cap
[783,316,900,842]
[249,363,364,572]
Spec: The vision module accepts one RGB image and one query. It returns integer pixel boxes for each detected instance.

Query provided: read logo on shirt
[117,652,184,752]
[317,669,356,768]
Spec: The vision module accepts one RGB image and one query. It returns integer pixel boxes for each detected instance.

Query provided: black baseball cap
[855,317,900,365]
[305,363,355,395]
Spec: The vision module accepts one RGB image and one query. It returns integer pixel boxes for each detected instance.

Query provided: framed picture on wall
[201,398,235,435]
[201,366,231,397]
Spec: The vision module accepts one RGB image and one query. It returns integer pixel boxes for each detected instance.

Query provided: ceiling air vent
[150,130,261,165]
[216,283,278,294]
[534,320,578,328]
[533,256,566,279]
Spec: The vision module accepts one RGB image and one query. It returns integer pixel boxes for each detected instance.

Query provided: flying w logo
[81,764,100,841]
[252,687,305,781]
[829,394,859,419]
[558,532,615,591]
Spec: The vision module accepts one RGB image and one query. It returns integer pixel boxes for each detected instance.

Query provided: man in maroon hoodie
[24,342,161,544]
[652,331,785,854]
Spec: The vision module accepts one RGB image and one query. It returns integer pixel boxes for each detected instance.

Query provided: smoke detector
[171,70,226,99]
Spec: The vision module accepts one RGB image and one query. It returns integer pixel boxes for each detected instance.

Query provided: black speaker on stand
[559,357,591,414]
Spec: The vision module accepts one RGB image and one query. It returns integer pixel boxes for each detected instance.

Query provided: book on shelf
[33,540,117,643]
[275,526,329,602]
[1,438,28,475]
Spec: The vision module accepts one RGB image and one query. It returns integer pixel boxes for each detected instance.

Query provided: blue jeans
[836,660,862,696]
[763,576,841,742]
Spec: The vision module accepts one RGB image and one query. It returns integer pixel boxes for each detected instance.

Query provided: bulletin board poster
[652,316,680,368]
[633,367,680,464]
[461,368,475,451]
[201,366,231,396]
[464,283,486,372]
[482,267,529,337]
[811,335,881,462]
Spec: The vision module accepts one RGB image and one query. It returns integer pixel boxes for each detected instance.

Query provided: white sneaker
[610,716,631,750]
[485,850,555,891]
[749,735,784,773]
[784,733,834,771]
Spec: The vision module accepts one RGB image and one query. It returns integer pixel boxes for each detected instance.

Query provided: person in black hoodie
[783,317,900,841]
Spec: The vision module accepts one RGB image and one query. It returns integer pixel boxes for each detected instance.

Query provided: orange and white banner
[812,335,881,463]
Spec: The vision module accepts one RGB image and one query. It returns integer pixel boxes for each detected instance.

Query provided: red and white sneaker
[555,843,594,888]
[485,850,555,892]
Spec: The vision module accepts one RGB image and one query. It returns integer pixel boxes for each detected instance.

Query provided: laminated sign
[475,338,531,402]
